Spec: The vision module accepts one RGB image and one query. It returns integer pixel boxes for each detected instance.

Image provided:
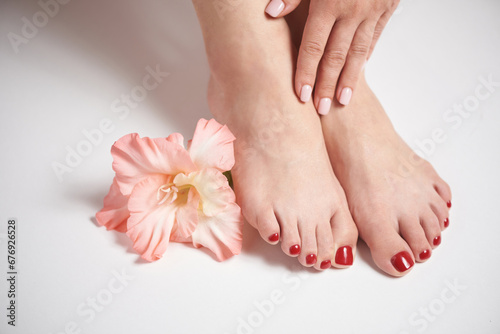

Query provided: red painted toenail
[335,246,354,266]
[306,254,317,265]
[320,260,331,269]
[391,251,414,272]
[268,233,279,242]
[433,236,441,246]
[444,218,449,228]
[419,249,431,260]
[289,244,301,255]
[447,201,452,208]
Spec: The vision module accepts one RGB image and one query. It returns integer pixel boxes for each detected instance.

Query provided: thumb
[265,0,302,18]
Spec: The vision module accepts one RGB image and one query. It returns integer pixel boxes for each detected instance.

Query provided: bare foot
[193,0,358,269]
[322,76,452,276]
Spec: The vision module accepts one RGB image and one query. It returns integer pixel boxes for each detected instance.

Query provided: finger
[294,5,337,103]
[367,11,392,60]
[335,19,377,106]
[265,0,302,18]
[312,19,358,114]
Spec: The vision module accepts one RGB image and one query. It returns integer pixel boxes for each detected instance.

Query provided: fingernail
[300,85,312,102]
[338,87,352,106]
[289,244,301,255]
[447,200,452,208]
[306,254,317,265]
[335,246,354,266]
[317,98,332,115]
[268,233,279,242]
[265,0,285,17]
[419,249,431,260]
[433,236,441,246]
[320,260,331,269]
[391,251,414,272]
[444,218,449,228]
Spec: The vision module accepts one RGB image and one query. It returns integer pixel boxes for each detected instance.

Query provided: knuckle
[301,40,324,58]
[323,49,347,67]
[349,43,370,56]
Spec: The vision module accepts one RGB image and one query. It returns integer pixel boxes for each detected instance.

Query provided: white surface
[1,0,499,333]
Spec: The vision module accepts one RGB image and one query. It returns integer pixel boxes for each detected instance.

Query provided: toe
[297,219,318,267]
[330,209,358,268]
[420,210,442,249]
[433,178,452,209]
[399,216,433,262]
[278,214,302,257]
[359,214,415,277]
[256,209,282,245]
[429,192,450,231]
[313,219,335,270]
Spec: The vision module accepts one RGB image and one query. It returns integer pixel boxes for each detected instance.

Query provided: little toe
[256,209,282,245]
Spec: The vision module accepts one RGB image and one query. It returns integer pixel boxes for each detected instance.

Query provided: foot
[322,76,452,277]
[194,0,358,269]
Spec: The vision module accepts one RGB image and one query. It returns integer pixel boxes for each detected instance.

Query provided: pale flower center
[157,182,191,206]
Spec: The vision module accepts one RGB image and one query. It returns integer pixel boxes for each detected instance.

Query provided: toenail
[306,254,317,265]
[390,251,414,273]
[335,246,354,266]
[444,218,449,228]
[320,260,331,269]
[268,233,279,243]
[447,201,452,208]
[419,249,431,260]
[433,236,441,246]
[289,244,301,255]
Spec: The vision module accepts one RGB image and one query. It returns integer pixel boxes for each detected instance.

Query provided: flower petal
[174,168,235,217]
[126,174,176,261]
[111,133,197,195]
[166,133,185,148]
[188,118,236,172]
[96,178,130,233]
[175,187,199,238]
[191,203,243,261]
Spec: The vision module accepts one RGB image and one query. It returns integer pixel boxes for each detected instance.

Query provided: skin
[192,0,452,276]
[266,0,400,111]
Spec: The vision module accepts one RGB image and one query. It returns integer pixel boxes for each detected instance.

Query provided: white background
[1,0,499,333]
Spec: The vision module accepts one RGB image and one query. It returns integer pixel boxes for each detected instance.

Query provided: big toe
[360,216,415,277]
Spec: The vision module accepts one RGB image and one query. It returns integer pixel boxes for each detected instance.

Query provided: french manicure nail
[300,85,312,102]
[318,98,332,115]
[265,0,285,17]
[338,87,352,106]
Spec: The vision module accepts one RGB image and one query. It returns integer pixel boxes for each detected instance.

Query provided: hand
[265,0,399,114]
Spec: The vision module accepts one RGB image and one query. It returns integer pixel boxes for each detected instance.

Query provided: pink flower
[96,119,243,262]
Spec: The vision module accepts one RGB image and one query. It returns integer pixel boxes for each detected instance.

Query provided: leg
[192,0,358,269]
[322,76,452,276]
